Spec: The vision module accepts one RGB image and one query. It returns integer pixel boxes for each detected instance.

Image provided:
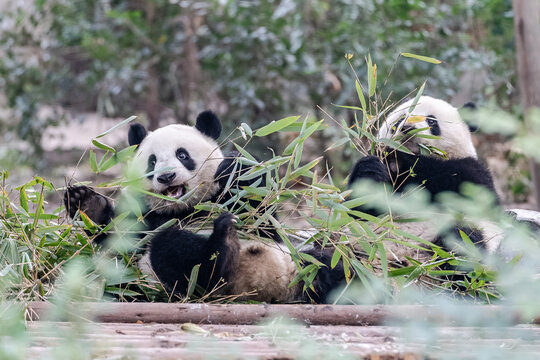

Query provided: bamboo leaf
[89,150,98,173]
[401,52,442,64]
[255,115,301,137]
[92,139,117,153]
[331,248,342,269]
[367,54,377,97]
[96,115,137,138]
[240,123,253,137]
[355,80,367,110]
[19,187,28,212]
[408,82,426,113]
[186,264,200,298]
[290,156,322,179]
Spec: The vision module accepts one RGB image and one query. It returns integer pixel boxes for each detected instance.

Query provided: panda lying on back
[65,111,344,303]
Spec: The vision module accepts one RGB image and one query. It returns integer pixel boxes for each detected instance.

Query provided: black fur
[347,150,498,280]
[349,152,497,204]
[195,110,222,140]
[348,156,391,216]
[146,154,156,179]
[128,123,148,146]
[348,156,390,186]
[432,226,486,282]
[149,213,239,293]
[64,186,114,244]
[176,147,196,171]
[462,102,479,133]
[156,172,176,184]
[426,115,441,136]
[463,102,476,110]
[302,247,345,303]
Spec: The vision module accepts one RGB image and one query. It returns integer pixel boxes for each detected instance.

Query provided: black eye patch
[147,154,156,179]
[176,147,195,171]
[426,115,440,136]
[391,115,406,134]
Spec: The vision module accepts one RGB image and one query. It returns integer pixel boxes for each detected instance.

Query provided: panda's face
[134,124,224,213]
[378,96,477,159]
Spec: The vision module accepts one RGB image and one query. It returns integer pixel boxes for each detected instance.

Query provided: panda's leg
[204,212,241,285]
[301,247,345,304]
[348,156,392,217]
[149,227,209,294]
[64,185,115,244]
[431,225,485,282]
[149,213,240,295]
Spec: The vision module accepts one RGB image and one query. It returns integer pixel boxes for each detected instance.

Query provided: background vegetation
[0,0,517,165]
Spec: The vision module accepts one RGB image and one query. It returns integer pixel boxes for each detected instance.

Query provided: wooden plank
[21,322,540,360]
[27,302,538,326]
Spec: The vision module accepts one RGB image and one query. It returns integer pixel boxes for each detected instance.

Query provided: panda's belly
[226,241,301,303]
[137,238,300,302]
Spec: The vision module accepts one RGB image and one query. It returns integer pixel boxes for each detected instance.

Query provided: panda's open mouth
[161,184,186,199]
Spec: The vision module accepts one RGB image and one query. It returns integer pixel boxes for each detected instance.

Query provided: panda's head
[129,111,224,213]
[378,96,477,159]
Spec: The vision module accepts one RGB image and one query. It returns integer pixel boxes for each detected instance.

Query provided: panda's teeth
[162,185,186,199]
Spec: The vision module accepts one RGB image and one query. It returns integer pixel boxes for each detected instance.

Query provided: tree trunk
[513,0,540,209]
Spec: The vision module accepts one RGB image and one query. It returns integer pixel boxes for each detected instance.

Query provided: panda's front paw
[212,212,238,237]
[64,185,113,225]
[348,156,390,186]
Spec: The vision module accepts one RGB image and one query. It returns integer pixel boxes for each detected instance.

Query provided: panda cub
[348,96,500,255]
[65,111,344,303]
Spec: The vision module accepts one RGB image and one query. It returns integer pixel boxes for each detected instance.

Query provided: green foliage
[0,0,517,160]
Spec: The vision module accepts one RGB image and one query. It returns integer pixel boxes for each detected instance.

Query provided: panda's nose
[157,172,176,184]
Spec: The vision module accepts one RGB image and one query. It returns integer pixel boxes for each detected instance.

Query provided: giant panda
[349,96,498,204]
[65,110,344,303]
[347,96,501,264]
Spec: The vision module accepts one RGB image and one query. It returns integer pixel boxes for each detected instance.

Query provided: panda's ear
[195,110,222,140]
[128,123,148,146]
[461,102,479,133]
[463,102,477,110]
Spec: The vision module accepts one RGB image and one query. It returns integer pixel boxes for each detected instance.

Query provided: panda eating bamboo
[65,111,345,303]
[347,96,502,261]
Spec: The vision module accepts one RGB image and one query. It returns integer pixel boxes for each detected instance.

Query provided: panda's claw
[64,185,113,225]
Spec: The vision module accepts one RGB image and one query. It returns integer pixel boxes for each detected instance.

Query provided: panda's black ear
[463,102,477,110]
[195,110,222,140]
[461,102,479,132]
[128,123,147,146]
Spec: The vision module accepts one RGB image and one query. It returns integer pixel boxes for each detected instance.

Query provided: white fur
[226,242,300,302]
[132,124,224,213]
[378,96,477,159]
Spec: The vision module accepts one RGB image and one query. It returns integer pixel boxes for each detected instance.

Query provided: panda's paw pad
[64,186,109,221]
[213,213,237,235]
